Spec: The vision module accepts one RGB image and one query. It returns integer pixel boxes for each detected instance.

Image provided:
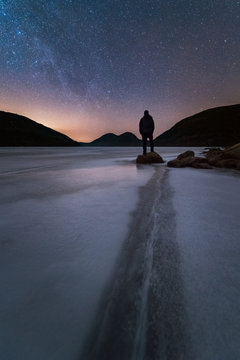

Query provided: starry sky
[0,0,239,141]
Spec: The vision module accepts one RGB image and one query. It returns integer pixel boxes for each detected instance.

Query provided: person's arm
[139,118,143,134]
[150,117,155,133]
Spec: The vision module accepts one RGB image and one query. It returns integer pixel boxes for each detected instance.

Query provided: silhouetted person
[139,110,155,155]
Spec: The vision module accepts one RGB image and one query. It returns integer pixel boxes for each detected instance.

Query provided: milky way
[0,0,239,141]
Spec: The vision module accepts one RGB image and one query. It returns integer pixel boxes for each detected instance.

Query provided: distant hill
[0,111,78,146]
[88,132,141,146]
[154,104,240,146]
[1,104,239,147]
[88,104,240,147]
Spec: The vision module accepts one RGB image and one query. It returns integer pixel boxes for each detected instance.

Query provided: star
[0,0,239,141]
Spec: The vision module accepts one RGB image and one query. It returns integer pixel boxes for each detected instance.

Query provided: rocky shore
[136,143,240,170]
[167,143,240,170]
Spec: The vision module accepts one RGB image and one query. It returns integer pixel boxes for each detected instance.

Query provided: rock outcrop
[167,144,240,170]
[167,151,212,169]
[176,150,195,160]
[136,152,164,164]
[204,144,240,169]
[225,143,240,157]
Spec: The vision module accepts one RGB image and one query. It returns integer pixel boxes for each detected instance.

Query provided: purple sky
[1,0,239,141]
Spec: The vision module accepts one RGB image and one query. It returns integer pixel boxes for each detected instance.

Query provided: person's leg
[149,134,154,152]
[142,135,147,154]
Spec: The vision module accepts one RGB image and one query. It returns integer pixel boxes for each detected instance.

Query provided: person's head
[144,110,149,116]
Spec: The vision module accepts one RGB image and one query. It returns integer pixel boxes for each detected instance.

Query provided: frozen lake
[0,147,240,359]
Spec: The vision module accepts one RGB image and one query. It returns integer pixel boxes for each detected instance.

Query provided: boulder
[202,147,222,155]
[167,155,212,169]
[168,144,240,170]
[215,159,240,169]
[177,150,195,160]
[204,148,222,158]
[204,144,240,169]
[192,161,213,169]
[205,144,240,159]
[136,152,164,164]
[207,155,223,166]
[167,159,186,168]
[224,143,240,159]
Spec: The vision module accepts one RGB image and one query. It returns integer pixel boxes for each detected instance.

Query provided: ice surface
[1,147,240,359]
[0,147,154,360]
[170,167,240,360]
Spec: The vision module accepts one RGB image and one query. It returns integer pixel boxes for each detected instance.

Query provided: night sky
[1,0,239,141]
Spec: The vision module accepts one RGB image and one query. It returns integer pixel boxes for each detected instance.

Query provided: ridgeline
[154,104,240,146]
[1,104,239,146]
[0,111,78,146]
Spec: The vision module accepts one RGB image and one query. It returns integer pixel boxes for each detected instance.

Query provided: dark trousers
[142,133,154,154]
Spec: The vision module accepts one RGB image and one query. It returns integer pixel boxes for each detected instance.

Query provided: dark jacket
[139,114,155,135]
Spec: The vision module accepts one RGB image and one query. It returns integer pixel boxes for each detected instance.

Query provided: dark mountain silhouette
[154,104,240,146]
[88,132,141,146]
[87,104,240,147]
[0,111,79,146]
[1,104,239,147]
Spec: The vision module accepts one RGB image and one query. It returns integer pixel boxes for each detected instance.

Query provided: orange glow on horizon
[2,91,238,143]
